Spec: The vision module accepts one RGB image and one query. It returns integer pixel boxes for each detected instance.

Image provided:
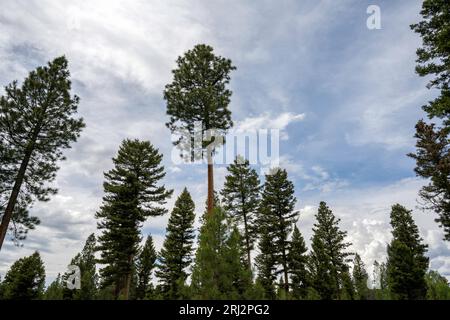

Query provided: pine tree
[0,136,39,245]
[44,274,64,300]
[352,253,369,300]
[288,225,309,299]
[221,156,261,269]
[156,188,196,299]
[0,56,85,249]
[258,168,298,296]
[425,270,450,300]
[340,269,355,300]
[408,0,450,240]
[309,201,352,300]
[386,204,429,300]
[255,225,277,300]
[0,251,45,299]
[135,235,157,300]
[223,227,254,299]
[62,233,98,300]
[96,139,172,300]
[164,44,236,215]
[410,0,450,120]
[191,207,250,299]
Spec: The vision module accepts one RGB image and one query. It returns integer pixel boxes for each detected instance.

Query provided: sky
[1,0,449,285]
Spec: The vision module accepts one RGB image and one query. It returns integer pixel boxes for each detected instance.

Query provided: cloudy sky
[1,0,449,284]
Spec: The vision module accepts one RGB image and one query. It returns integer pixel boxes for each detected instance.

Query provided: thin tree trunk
[0,147,33,251]
[243,213,252,270]
[282,246,289,296]
[114,282,121,300]
[123,274,131,300]
[0,98,48,251]
[206,150,214,215]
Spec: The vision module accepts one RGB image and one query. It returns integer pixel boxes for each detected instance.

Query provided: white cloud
[2,0,448,288]
[296,177,450,280]
[234,112,305,140]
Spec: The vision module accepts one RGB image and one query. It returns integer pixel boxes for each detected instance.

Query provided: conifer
[221,156,261,268]
[309,201,351,300]
[386,204,429,300]
[156,188,195,299]
[258,168,298,296]
[96,139,172,299]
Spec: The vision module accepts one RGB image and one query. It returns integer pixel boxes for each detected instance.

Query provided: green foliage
[135,235,157,300]
[96,139,172,299]
[352,254,369,300]
[43,274,64,300]
[191,207,252,299]
[425,270,450,300]
[0,56,84,244]
[0,251,45,300]
[409,0,450,241]
[409,121,450,240]
[255,225,277,300]
[156,188,196,299]
[372,260,390,300]
[288,225,309,299]
[259,168,298,295]
[387,204,429,300]
[340,270,355,300]
[309,201,351,300]
[164,44,236,157]
[411,0,450,120]
[221,156,261,268]
[62,233,98,300]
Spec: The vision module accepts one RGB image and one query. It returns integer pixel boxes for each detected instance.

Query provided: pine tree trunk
[0,147,33,251]
[206,150,214,215]
[123,255,133,300]
[243,212,252,270]
[114,282,121,300]
[282,246,289,296]
[123,274,131,300]
[0,101,47,251]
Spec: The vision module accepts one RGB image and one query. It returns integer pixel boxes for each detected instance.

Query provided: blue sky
[1,0,449,284]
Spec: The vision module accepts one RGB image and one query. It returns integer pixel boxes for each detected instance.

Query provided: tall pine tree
[0,56,85,249]
[156,188,196,299]
[309,201,351,300]
[221,156,261,269]
[386,204,429,300]
[96,139,172,300]
[258,168,298,296]
[408,0,450,240]
[164,44,236,215]
[288,225,309,299]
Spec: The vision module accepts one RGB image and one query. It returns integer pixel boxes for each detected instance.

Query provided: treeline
[1,0,450,301]
[1,155,450,300]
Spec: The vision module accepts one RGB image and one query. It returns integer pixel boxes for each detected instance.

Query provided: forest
[0,0,450,301]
